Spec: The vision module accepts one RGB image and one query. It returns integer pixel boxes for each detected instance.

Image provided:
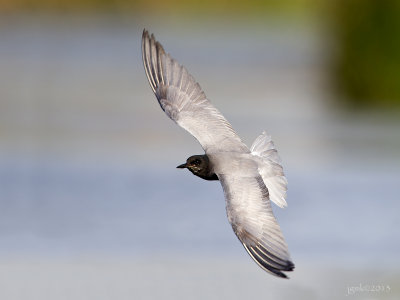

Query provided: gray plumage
[142,29,294,278]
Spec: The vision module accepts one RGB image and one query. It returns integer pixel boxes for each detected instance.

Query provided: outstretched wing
[219,174,294,278]
[142,30,248,154]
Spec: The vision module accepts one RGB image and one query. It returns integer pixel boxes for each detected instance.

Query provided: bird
[141,29,294,278]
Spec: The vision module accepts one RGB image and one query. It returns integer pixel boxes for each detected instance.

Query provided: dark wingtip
[287,260,295,271]
[279,272,289,279]
[142,28,148,40]
[242,242,295,279]
[277,260,295,279]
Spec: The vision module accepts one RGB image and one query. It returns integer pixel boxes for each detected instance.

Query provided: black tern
[142,30,294,278]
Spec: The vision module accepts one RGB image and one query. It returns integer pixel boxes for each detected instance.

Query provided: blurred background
[0,1,399,299]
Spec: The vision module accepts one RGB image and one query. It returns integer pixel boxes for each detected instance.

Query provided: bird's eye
[193,159,201,165]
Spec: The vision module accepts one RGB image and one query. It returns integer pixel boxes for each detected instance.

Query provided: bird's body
[142,30,294,278]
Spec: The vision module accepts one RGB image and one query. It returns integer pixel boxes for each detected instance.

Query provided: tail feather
[251,131,288,208]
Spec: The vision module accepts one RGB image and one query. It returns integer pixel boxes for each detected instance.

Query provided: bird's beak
[176,163,187,169]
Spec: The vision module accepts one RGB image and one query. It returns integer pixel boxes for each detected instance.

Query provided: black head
[177,155,207,174]
[176,154,218,181]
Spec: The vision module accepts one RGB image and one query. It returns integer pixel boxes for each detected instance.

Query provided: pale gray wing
[142,30,248,154]
[219,174,294,278]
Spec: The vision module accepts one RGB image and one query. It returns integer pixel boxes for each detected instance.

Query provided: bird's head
[177,155,207,175]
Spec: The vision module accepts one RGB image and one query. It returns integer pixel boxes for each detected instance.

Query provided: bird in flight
[141,29,294,278]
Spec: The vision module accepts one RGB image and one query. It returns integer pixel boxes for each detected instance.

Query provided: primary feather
[142,30,248,154]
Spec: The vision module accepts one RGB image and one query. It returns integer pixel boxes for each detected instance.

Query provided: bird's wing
[219,173,294,278]
[142,30,248,154]
[250,131,288,208]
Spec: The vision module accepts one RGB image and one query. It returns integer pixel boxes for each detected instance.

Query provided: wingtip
[142,28,148,40]
[278,272,289,279]
[242,242,294,279]
[269,259,295,279]
[142,29,156,46]
[265,259,294,279]
[141,29,149,56]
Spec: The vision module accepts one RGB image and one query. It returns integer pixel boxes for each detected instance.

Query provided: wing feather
[219,174,294,278]
[142,30,248,154]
